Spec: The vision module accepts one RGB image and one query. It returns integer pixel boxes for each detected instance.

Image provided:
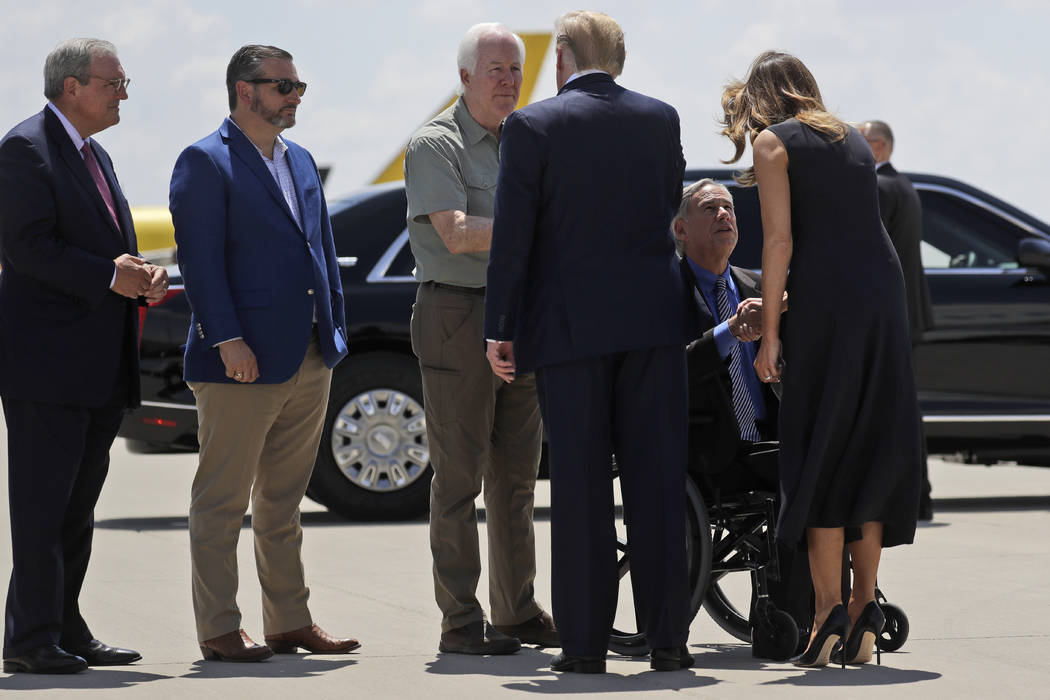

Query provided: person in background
[859,119,934,520]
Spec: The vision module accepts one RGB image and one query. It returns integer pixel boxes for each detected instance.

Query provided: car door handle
[337,257,358,268]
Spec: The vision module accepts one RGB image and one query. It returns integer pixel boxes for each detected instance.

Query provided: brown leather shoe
[494,611,560,648]
[200,629,273,662]
[265,624,361,654]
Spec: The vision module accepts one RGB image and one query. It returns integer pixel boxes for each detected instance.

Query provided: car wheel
[308,352,432,520]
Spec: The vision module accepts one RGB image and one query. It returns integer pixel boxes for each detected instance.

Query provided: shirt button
[307,289,314,295]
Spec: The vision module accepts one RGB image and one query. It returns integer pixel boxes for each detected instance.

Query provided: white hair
[455,23,525,95]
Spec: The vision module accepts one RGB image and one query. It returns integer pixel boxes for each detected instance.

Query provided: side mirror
[1018,237,1050,272]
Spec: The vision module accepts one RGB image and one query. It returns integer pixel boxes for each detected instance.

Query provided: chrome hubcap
[330,389,429,493]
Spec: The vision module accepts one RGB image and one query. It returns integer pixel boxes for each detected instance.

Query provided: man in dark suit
[859,120,934,520]
[673,179,810,658]
[170,44,356,662]
[0,38,166,673]
[484,11,695,674]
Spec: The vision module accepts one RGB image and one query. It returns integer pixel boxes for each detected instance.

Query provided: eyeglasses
[92,76,131,91]
[246,78,307,97]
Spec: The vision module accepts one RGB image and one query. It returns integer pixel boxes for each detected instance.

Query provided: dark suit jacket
[0,107,140,408]
[681,259,778,473]
[484,73,693,370]
[876,162,933,343]
[170,118,348,383]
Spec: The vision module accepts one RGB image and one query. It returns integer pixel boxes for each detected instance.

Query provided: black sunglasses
[247,78,307,97]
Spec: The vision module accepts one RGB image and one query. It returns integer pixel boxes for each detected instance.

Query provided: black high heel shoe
[832,601,886,665]
[792,604,849,668]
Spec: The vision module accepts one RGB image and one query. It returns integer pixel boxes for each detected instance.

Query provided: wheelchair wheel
[607,475,711,656]
[751,606,799,661]
[702,572,751,642]
[878,603,909,652]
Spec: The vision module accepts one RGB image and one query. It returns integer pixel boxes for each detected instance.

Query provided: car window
[387,230,416,278]
[916,189,1023,269]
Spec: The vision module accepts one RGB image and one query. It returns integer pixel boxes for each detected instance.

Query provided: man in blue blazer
[484,12,697,673]
[0,38,165,673]
[170,45,356,662]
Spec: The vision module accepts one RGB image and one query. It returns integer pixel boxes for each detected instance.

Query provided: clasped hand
[111,254,169,303]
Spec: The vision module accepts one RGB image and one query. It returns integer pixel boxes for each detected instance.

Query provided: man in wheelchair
[673,179,812,659]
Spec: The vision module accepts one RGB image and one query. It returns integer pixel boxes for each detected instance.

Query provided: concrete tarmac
[0,416,1048,698]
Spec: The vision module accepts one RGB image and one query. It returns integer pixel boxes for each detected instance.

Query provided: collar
[875,160,890,171]
[565,69,609,86]
[47,102,89,154]
[687,257,732,292]
[226,116,288,160]
[453,96,493,146]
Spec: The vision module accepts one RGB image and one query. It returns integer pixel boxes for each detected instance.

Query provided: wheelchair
[606,441,911,661]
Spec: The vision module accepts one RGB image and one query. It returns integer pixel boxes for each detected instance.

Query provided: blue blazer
[0,107,140,408]
[484,74,694,372]
[170,118,348,383]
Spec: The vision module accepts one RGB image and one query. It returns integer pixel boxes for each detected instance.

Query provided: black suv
[119,169,1050,520]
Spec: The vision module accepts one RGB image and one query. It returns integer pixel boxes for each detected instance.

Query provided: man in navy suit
[0,38,166,673]
[170,44,357,662]
[484,12,696,673]
[674,180,811,659]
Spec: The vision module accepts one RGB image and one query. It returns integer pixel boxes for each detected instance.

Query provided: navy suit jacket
[484,74,693,371]
[0,107,140,408]
[681,259,778,472]
[170,118,348,383]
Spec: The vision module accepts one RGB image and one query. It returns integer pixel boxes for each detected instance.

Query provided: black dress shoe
[550,651,605,674]
[67,639,142,666]
[439,621,520,655]
[650,646,694,671]
[3,644,87,674]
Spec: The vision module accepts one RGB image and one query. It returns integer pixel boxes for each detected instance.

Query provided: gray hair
[44,38,117,100]
[862,119,894,152]
[673,179,733,254]
[455,23,525,95]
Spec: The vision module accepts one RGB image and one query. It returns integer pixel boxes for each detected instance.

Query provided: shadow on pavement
[762,665,941,686]
[181,656,357,679]
[0,668,170,690]
[95,510,426,531]
[503,669,719,694]
[934,495,1050,512]
[426,647,555,677]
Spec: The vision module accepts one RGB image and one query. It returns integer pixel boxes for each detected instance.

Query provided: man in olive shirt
[404,22,553,655]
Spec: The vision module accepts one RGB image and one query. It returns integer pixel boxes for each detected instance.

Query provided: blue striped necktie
[714,276,761,442]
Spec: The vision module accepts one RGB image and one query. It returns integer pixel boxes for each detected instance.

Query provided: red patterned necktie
[81,142,120,229]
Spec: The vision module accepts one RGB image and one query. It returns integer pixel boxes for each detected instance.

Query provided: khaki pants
[412,283,543,633]
[187,336,331,641]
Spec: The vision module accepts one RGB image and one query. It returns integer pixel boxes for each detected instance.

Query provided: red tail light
[140,417,177,428]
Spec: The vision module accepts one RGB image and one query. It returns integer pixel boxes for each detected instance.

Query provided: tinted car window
[330,188,409,264]
[917,189,1023,269]
[387,232,417,278]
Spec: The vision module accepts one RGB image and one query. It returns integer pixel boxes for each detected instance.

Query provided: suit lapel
[680,257,715,327]
[44,110,126,247]
[284,145,316,240]
[222,119,301,232]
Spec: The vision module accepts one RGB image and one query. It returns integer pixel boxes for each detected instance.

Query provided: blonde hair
[720,51,847,185]
[554,11,625,78]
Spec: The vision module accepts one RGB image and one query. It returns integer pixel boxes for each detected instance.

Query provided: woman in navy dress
[720,51,921,667]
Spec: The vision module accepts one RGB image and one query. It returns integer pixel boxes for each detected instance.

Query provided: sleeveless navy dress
[766,118,921,549]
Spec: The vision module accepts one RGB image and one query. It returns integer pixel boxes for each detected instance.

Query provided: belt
[427,281,486,296]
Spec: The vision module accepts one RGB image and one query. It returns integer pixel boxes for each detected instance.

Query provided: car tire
[308,352,432,520]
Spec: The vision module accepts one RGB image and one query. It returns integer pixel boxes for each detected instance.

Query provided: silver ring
[764,374,772,380]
